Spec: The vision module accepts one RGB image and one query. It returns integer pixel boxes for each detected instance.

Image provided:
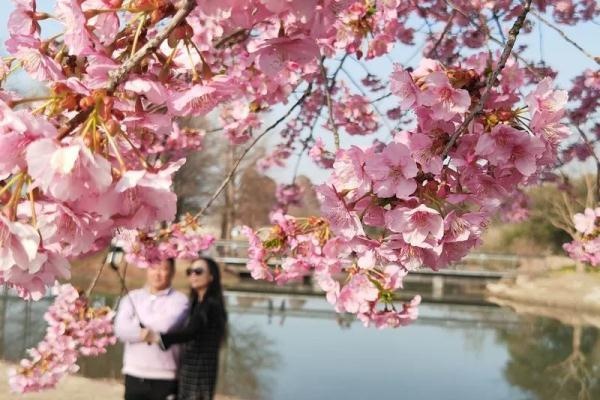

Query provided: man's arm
[114,295,142,343]
[171,295,190,330]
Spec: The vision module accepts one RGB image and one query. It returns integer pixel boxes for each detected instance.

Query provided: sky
[1,1,599,184]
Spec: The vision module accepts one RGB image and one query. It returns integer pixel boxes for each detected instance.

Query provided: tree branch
[444,0,540,78]
[530,9,600,66]
[340,66,393,133]
[427,11,455,59]
[574,125,600,203]
[57,0,198,140]
[441,0,533,158]
[193,84,313,220]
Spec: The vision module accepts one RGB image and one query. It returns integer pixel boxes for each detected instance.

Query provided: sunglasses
[185,267,206,276]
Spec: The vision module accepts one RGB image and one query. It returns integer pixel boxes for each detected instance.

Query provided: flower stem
[0,172,23,200]
[131,13,148,58]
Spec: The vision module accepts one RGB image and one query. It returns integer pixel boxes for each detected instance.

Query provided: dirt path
[0,362,238,400]
[0,362,123,400]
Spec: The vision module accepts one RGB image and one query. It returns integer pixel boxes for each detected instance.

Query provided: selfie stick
[107,246,146,329]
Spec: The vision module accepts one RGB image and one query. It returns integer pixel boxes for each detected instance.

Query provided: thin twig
[427,11,455,59]
[530,9,600,66]
[493,12,506,43]
[329,55,348,91]
[441,0,533,157]
[292,115,321,184]
[372,92,392,103]
[340,66,393,133]
[574,125,600,202]
[193,84,313,219]
[321,62,340,150]
[85,258,107,298]
[57,0,198,140]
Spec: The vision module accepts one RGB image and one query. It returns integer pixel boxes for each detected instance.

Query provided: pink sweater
[114,287,189,380]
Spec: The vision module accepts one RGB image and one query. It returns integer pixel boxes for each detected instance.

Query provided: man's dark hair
[165,258,176,272]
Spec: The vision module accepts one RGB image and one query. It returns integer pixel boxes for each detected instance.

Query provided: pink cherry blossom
[2,251,71,301]
[82,0,120,45]
[390,65,419,109]
[358,295,421,329]
[475,124,546,177]
[336,272,379,314]
[0,100,52,174]
[242,225,274,281]
[117,222,215,268]
[10,284,116,393]
[333,88,379,135]
[26,138,113,202]
[419,71,471,120]
[309,137,335,169]
[55,0,97,56]
[8,0,39,37]
[385,205,444,247]
[4,35,64,81]
[0,214,42,276]
[364,142,418,199]
[573,207,600,236]
[111,161,184,229]
[35,202,109,258]
[0,0,584,339]
[316,184,364,238]
[251,36,319,76]
[330,146,372,198]
[169,77,238,116]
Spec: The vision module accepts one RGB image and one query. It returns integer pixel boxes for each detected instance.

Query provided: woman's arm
[159,305,208,349]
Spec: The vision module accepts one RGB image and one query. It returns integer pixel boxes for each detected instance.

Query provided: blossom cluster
[272,183,303,215]
[244,55,569,327]
[243,213,421,329]
[9,284,116,393]
[116,218,215,268]
[0,0,587,322]
[563,207,600,267]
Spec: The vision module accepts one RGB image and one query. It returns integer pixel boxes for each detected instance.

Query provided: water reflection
[497,317,600,400]
[2,289,600,399]
[217,324,280,399]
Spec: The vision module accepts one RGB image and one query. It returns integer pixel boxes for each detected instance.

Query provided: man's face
[146,260,174,292]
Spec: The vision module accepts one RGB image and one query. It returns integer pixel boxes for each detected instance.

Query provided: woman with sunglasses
[141,256,227,400]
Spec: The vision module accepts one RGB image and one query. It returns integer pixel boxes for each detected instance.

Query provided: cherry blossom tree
[1,0,599,392]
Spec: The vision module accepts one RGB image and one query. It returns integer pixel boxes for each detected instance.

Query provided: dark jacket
[160,298,226,400]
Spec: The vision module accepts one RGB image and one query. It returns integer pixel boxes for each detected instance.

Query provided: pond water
[1,290,599,400]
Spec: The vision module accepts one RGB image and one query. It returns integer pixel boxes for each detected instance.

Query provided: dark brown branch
[441,0,533,158]
[58,0,198,140]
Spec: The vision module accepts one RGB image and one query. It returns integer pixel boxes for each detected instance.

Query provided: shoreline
[486,270,600,327]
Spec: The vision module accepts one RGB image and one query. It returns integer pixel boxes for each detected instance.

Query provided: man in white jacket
[114,258,189,400]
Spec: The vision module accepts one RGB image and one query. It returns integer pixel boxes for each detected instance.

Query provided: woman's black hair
[189,256,228,343]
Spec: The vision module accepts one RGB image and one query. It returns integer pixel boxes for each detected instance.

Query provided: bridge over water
[210,240,520,305]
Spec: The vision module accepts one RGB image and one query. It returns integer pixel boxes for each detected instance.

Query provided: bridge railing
[209,240,521,279]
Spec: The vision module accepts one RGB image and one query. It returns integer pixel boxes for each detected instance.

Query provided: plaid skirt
[177,332,220,400]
